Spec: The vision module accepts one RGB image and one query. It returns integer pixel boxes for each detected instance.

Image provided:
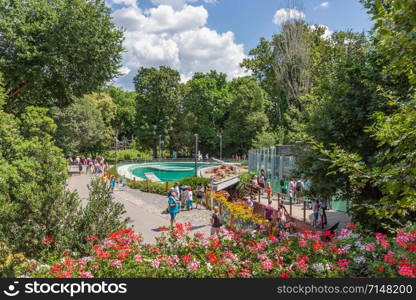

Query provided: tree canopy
[0,0,124,111]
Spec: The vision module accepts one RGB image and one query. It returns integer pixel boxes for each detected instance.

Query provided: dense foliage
[19,224,416,278]
[0,0,123,111]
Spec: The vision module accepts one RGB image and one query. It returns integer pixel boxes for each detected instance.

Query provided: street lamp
[158,135,162,161]
[194,134,198,176]
[114,130,119,167]
[217,134,222,161]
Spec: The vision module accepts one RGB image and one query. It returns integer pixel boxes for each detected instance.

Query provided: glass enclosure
[248,146,296,194]
[248,146,349,212]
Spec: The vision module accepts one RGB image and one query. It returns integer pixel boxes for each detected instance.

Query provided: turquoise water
[129,162,217,182]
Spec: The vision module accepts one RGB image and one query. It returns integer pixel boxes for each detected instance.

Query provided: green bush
[127,180,167,195]
[104,149,153,163]
[179,177,210,190]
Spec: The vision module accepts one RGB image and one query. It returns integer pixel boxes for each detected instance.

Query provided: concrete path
[67,166,212,243]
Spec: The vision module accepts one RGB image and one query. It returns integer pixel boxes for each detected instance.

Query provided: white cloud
[273,8,305,25]
[150,0,216,10]
[309,24,333,40]
[106,0,138,8]
[314,2,329,10]
[110,2,247,88]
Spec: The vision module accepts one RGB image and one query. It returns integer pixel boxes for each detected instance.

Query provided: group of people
[167,182,206,226]
[280,177,305,203]
[68,156,108,175]
[311,198,328,227]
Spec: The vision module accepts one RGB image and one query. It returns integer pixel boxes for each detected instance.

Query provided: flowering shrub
[18,224,416,278]
[213,193,266,226]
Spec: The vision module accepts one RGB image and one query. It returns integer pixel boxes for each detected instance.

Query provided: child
[186,187,193,210]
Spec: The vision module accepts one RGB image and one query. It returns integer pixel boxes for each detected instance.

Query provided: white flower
[353,256,366,264]
[313,263,325,272]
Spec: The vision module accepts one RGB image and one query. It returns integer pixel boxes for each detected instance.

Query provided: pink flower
[277,246,289,253]
[79,271,94,278]
[398,266,414,278]
[338,259,350,267]
[261,258,273,271]
[340,229,350,237]
[187,259,200,272]
[299,239,307,248]
[297,260,309,271]
[151,259,161,269]
[363,243,376,251]
[134,254,143,263]
[167,255,179,267]
[240,268,251,277]
[109,259,122,269]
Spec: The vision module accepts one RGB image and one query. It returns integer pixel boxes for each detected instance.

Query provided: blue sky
[106,0,373,89]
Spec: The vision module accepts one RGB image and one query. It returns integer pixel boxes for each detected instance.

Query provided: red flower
[384,252,397,265]
[42,236,54,245]
[51,264,62,275]
[240,269,251,277]
[97,250,111,259]
[313,242,323,251]
[279,271,291,278]
[158,226,169,232]
[150,247,160,254]
[181,254,192,264]
[338,259,350,267]
[86,235,99,242]
[206,253,219,265]
[377,265,384,273]
[406,244,416,252]
[57,271,72,278]
[346,223,356,230]
[398,259,410,267]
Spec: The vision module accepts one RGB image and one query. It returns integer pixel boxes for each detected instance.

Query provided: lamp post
[217,134,222,161]
[158,135,162,161]
[114,130,119,168]
[194,133,198,176]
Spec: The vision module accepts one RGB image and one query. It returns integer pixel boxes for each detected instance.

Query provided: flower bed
[18,224,416,278]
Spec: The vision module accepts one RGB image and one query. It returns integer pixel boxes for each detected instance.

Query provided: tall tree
[105,86,137,140]
[0,0,124,111]
[134,66,181,158]
[51,93,116,156]
[224,77,269,155]
[183,71,232,155]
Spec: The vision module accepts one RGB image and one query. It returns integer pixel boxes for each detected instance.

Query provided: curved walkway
[67,166,212,243]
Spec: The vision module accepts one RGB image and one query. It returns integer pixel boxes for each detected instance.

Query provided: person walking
[320,198,328,226]
[110,175,116,191]
[266,183,273,202]
[210,207,222,236]
[312,200,320,227]
[168,191,180,227]
[195,183,205,209]
[258,169,265,194]
[78,162,83,174]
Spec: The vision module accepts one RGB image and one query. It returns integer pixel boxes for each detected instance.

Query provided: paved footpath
[67,167,212,244]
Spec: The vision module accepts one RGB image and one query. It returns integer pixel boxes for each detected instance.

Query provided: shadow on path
[151,224,208,232]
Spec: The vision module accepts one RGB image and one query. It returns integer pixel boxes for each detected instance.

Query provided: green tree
[0,0,124,110]
[133,66,181,158]
[224,77,269,155]
[183,71,232,155]
[314,98,416,232]
[361,0,416,87]
[105,86,137,140]
[52,93,115,156]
